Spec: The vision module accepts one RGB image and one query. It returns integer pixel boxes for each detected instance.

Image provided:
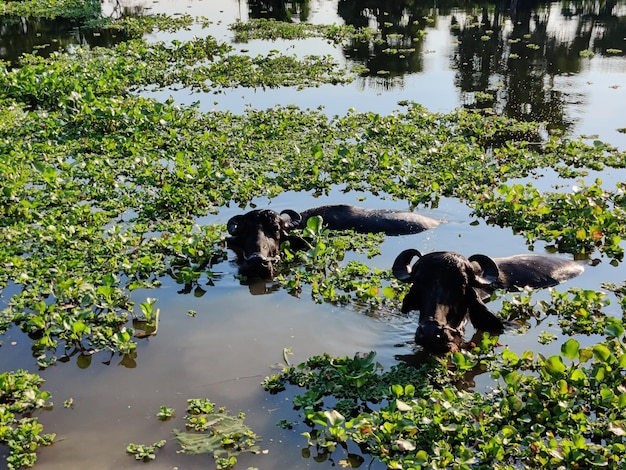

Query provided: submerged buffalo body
[226,204,440,278]
[392,250,584,353]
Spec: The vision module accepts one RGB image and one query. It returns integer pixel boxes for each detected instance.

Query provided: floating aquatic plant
[0,370,55,469]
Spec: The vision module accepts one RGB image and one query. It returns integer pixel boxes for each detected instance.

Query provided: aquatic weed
[0,370,55,469]
[126,440,166,461]
[267,334,626,468]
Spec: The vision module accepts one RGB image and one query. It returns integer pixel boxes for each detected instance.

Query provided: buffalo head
[226,209,302,278]
[392,249,504,354]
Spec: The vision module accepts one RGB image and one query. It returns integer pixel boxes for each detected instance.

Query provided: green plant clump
[126,440,166,461]
[276,216,397,310]
[86,13,196,37]
[0,0,101,20]
[0,370,55,469]
[157,405,175,421]
[229,18,379,45]
[266,331,626,469]
[472,179,626,259]
[2,67,626,365]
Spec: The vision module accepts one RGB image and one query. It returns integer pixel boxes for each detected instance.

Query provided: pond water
[1,0,626,468]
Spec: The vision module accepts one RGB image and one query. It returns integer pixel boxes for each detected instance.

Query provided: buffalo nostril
[432,327,446,339]
[247,256,271,269]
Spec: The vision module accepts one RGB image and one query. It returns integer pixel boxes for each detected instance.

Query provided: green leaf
[569,368,587,383]
[391,384,404,398]
[324,410,345,426]
[306,215,323,233]
[593,344,613,363]
[605,318,625,338]
[395,399,412,412]
[440,423,458,432]
[579,347,593,363]
[71,320,88,335]
[609,422,626,436]
[395,438,416,451]
[561,338,580,360]
[600,387,615,404]
[382,286,396,299]
[414,450,429,465]
[544,355,566,377]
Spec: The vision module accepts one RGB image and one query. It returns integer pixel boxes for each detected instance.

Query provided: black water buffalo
[227,204,440,278]
[392,249,585,354]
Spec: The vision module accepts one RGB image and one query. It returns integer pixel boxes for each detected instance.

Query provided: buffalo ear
[400,287,421,314]
[392,249,422,283]
[467,293,504,333]
[280,209,302,231]
[227,215,242,236]
[468,254,499,286]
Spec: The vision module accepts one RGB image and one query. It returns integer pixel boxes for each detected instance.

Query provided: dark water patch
[0,15,133,67]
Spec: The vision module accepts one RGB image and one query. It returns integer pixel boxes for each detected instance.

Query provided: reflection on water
[448,1,626,134]
[163,0,624,144]
[331,0,625,135]
[0,0,149,66]
[4,0,624,137]
[0,16,78,64]
[248,0,312,21]
[336,0,430,79]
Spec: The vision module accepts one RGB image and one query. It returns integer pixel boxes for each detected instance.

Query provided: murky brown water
[2,0,626,468]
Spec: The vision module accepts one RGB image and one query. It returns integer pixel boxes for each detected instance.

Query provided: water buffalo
[392,249,585,354]
[226,204,440,278]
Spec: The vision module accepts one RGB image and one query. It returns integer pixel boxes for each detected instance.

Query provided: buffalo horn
[226,215,242,236]
[468,254,499,286]
[392,249,422,282]
[280,209,302,228]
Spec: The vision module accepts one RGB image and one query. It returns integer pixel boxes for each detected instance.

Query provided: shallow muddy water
[2,0,626,468]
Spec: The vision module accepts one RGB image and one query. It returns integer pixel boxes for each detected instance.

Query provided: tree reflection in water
[245,0,626,134]
[0,0,144,67]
